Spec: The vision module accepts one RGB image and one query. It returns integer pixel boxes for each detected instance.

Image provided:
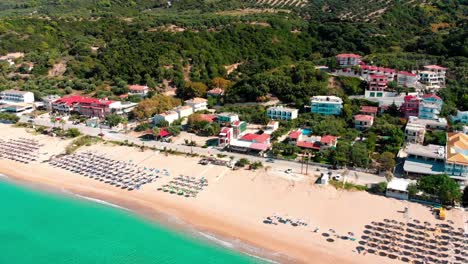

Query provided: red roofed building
[420,65,447,88]
[320,135,338,147]
[218,127,233,147]
[368,75,388,91]
[207,88,224,97]
[288,130,302,144]
[400,95,421,119]
[295,135,337,150]
[240,133,270,144]
[360,106,378,116]
[354,115,374,130]
[360,65,396,79]
[129,85,149,97]
[336,53,362,67]
[52,95,119,118]
[296,141,321,150]
[199,114,217,123]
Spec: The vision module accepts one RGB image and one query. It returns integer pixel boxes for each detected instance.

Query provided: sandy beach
[0,124,466,264]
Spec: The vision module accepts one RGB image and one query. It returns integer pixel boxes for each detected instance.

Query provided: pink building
[336,53,362,67]
[218,127,233,147]
[368,75,388,91]
[361,65,396,80]
[400,95,421,119]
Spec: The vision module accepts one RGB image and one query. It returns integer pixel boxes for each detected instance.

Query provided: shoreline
[0,170,295,263]
[1,125,465,264]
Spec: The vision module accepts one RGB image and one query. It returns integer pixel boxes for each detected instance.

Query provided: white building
[0,90,35,103]
[397,71,418,88]
[41,95,61,110]
[174,105,193,119]
[421,65,446,87]
[452,110,468,124]
[185,97,208,112]
[266,106,298,120]
[403,143,446,177]
[405,123,426,144]
[153,111,179,125]
[386,178,413,200]
[407,116,448,131]
[128,85,149,97]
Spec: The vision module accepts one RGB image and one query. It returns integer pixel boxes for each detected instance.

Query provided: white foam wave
[73,194,130,211]
[198,231,234,248]
[0,174,8,179]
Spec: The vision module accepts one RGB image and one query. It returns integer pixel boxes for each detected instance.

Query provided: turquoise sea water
[0,181,261,264]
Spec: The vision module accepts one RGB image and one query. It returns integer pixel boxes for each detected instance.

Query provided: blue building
[452,110,468,124]
[418,94,442,120]
[310,96,343,116]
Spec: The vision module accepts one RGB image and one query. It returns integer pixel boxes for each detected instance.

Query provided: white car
[333,174,342,181]
[285,169,293,174]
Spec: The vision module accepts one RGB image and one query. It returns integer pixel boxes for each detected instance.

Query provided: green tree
[349,142,369,168]
[152,127,160,139]
[167,126,181,136]
[105,114,123,128]
[417,174,462,205]
[379,152,396,172]
[463,186,468,207]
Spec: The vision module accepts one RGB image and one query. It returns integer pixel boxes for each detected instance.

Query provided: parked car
[285,168,293,174]
[266,158,275,163]
[333,174,342,181]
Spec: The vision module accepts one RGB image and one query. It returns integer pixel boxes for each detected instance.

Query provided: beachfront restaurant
[386,178,412,200]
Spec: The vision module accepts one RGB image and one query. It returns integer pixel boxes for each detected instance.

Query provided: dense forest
[0,0,466,106]
[0,0,466,168]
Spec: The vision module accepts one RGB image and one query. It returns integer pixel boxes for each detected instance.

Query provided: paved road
[21,115,385,185]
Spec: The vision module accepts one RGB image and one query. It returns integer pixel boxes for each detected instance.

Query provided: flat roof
[403,158,445,175]
[406,143,445,159]
[387,178,413,192]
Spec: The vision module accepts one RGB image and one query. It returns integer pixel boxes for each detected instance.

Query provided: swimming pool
[302,128,312,135]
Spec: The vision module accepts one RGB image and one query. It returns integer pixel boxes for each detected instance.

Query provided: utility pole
[305,152,309,175]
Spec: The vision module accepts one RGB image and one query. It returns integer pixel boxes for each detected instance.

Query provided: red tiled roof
[207,88,224,95]
[199,114,217,123]
[232,121,242,126]
[129,85,148,91]
[241,133,270,143]
[336,53,362,58]
[424,65,447,70]
[422,94,442,100]
[159,129,170,137]
[321,135,337,144]
[54,95,114,106]
[360,106,378,113]
[296,141,321,150]
[398,71,417,77]
[289,131,301,139]
[404,95,418,101]
[250,143,269,151]
[354,115,374,122]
